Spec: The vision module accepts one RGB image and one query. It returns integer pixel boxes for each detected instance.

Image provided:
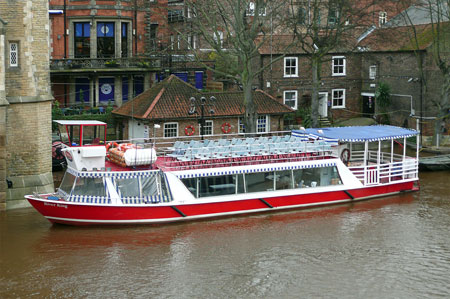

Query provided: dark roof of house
[358,23,438,51]
[112,75,293,120]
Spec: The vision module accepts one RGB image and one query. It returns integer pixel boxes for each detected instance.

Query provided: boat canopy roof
[292,125,418,142]
[53,120,106,126]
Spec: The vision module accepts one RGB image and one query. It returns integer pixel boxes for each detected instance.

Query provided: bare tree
[398,0,450,145]
[183,0,295,133]
[288,0,379,127]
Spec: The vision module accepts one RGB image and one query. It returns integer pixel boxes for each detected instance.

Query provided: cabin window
[199,175,237,198]
[182,178,197,197]
[82,125,105,145]
[67,125,81,146]
[275,170,293,190]
[72,177,106,197]
[116,178,140,197]
[141,175,161,196]
[246,171,274,192]
[293,166,342,188]
[59,172,76,195]
[58,124,70,144]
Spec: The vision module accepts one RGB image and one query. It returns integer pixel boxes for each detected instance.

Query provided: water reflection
[1,171,450,298]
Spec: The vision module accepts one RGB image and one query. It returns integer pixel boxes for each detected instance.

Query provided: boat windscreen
[72,177,106,197]
[59,172,76,194]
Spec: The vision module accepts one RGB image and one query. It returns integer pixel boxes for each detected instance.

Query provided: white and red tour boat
[26,120,420,226]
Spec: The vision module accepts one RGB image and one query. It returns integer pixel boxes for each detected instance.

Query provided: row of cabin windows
[59,172,170,199]
[283,89,346,110]
[163,116,270,138]
[181,166,342,198]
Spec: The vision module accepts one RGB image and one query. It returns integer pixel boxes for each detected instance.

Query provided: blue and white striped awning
[292,125,418,142]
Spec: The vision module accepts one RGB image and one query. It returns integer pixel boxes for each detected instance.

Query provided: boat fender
[340,148,350,165]
[185,125,195,136]
[221,122,232,134]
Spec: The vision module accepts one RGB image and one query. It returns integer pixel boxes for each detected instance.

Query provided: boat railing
[153,138,338,171]
[348,151,418,185]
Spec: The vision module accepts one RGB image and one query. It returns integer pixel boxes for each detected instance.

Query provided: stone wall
[0,0,54,210]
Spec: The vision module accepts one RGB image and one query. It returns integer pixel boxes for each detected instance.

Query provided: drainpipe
[134,0,138,56]
[64,0,67,58]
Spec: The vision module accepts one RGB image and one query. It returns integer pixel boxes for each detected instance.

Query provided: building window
[214,31,223,48]
[164,123,178,138]
[177,34,181,50]
[188,35,197,49]
[369,65,377,80]
[9,42,18,67]
[170,35,174,50]
[97,22,115,58]
[201,120,213,136]
[149,24,158,51]
[332,56,346,76]
[239,118,245,133]
[257,115,269,133]
[297,7,307,24]
[332,89,345,108]
[328,7,339,25]
[247,2,266,16]
[74,22,90,58]
[168,9,184,23]
[283,90,298,110]
[284,57,298,77]
[379,12,387,26]
[121,23,128,58]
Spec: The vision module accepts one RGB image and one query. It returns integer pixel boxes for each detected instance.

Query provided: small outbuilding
[112,75,294,140]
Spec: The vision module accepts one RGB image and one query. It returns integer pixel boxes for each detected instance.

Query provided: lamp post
[188,96,216,140]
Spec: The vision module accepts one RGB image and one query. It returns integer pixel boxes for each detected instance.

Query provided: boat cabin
[54,120,107,171]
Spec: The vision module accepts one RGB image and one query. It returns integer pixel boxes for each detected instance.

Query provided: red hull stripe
[27,181,414,225]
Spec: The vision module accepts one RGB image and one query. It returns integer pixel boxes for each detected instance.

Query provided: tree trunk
[243,78,257,134]
[434,71,450,146]
[311,56,321,128]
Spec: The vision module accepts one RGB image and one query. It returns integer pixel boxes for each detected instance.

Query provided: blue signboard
[99,78,115,103]
[122,77,129,102]
[195,72,204,89]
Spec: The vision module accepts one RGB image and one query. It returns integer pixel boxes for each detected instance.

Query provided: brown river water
[1,171,450,298]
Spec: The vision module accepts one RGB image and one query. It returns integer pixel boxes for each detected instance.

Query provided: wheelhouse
[55,120,106,147]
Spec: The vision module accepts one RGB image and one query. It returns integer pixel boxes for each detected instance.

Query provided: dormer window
[379,12,387,26]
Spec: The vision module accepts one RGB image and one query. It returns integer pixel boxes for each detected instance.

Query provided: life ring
[340,148,350,165]
[106,142,118,152]
[185,125,195,136]
[221,122,232,134]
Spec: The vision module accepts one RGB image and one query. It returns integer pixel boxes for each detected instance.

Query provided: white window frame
[257,115,269,133]
[284,57,298,78]
[283,90,298,110]
[214,31,224,48]
[201,120,213,136]
[170,35,174,50]
[331,89,346,108]
[163,122,178,138]
[9,42,18,67]
[379,11,387,26]
[369,65,377,80]
[177,34,181,50]
[332,56,346,76]
[247,2,266,16]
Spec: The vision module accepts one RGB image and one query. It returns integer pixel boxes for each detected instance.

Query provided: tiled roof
[112,75,293,120]
[358,24,437,51]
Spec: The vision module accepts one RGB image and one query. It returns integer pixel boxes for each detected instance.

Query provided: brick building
[112,75,293,140]
[0,0,54,210]
[48,0,210,109]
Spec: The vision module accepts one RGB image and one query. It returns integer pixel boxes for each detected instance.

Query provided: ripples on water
[1,172,450,298]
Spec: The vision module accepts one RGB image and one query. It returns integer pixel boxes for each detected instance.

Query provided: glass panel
[293,166,342,188]
[82,125,105,145]
[59,172,76,194]
[199,175,236,198]
[237,174,245,194]
[72,177,106,196]
[97,22,115,58]
[116,178,140,197]
[58,124,70,144]
[246,171,274,193]
[276,170,293,190]
[181,178,197,197]
[141,175,159,196]
[67,125,81,146]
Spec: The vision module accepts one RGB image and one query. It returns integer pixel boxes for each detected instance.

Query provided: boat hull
[26,181,416,226]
